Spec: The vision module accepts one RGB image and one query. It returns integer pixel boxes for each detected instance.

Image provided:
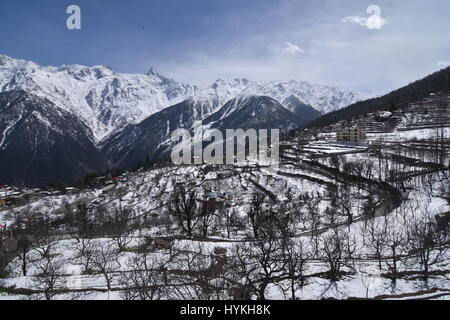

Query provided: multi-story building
[336,127,367,142]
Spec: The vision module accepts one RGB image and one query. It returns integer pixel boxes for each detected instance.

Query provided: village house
[102,184,116,195]
[2,194,28,206]
[216,169,234,179]
[65,187,79,195]
[336,127,367,142]
[204,191,228,203]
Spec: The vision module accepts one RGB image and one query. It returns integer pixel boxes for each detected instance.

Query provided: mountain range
[0,54,369,186]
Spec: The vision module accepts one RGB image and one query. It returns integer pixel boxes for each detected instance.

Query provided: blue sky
[0,0,449,94]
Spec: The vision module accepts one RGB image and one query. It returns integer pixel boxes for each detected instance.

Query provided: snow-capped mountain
[0,90,107,186]
[183,77,369,118]
[102,98,215,169]
[252,80,370,115]
[0,55,198,141]
[0,54,371,186]
[204,94,315,130]
[102,94,309,169]
[186,78,253,114]
[206,95,309,131]
[0,55,368,143]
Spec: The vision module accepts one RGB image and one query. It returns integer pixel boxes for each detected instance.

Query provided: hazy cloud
[2,0,449,95]
[343,5,387,30]
[283,42,305,56]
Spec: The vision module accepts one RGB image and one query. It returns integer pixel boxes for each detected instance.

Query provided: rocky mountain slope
[0,91,107,186]
[0,55,198,141]
[0,55,368,141]
[103,95,309,169]
[0,54,369,185]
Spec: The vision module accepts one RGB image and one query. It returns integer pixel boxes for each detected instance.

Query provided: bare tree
[363,219,387,270]
[320,229,355,281]
[199,199,217,238]
[271,207,295,241]
[16,235,32,276]
[90,241,121,291]
[72,237,95,274]
[12,212,53,277]
[384,218,406,282]
[362,194,377,218]
[169,244,231,300]
[77,203,92,238]
[0,236,13,277]
[31,242,67,300]
[232,243,260,300]
[282,239,309,300]
[406,210,448,278]
[324,207,337,226]
[309,214,321,257]
[110,205,133,251]
[301,192,321,255]
[168,186,199,236]
[233,231,288,300]
[248,193,266,239]
[223,207,239,239]
[120,252,167,300]
[330,155,341,170]
[336,186,354,225]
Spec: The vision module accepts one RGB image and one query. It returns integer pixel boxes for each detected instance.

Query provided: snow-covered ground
[1,99,449,300]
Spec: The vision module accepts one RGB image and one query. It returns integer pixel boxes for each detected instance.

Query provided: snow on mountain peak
[0,55,198,142]
[252,80,372,114]
[145,67,161,77]
[212,77,250,87]
[0,54,370,144]
[196,77,371,116]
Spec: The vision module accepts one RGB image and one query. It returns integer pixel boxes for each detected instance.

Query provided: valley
[0,89,448,300]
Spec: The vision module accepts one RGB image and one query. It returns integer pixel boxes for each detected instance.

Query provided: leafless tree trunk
[0,236,12,277]
[72,237,95,274]
[223,207,239,239]
[168,244,231,300]
[406,209,448,279]
[91,241,121,291]
[320,229,355,281]
[363,219,387,270]
[110,205,133,251]
[199,200,217,238]
[16,236,32,276]
[233,227,288,300]
[282,239,309,300]
[168,186,199,236]
[31,242,67,300]
[248,193,266,239]
[384,219,405,282]
[75,203,92,238]
[120,252,167,300]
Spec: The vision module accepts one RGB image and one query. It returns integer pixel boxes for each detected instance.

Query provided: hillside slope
[103,95,309,169]
[0,91,107,186]
[307,67,450,129]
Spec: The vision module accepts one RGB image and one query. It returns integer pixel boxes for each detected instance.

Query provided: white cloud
[283,42,305,56]
[154,1,450,93]
[343,5,387,30]
[437,61,450,69]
